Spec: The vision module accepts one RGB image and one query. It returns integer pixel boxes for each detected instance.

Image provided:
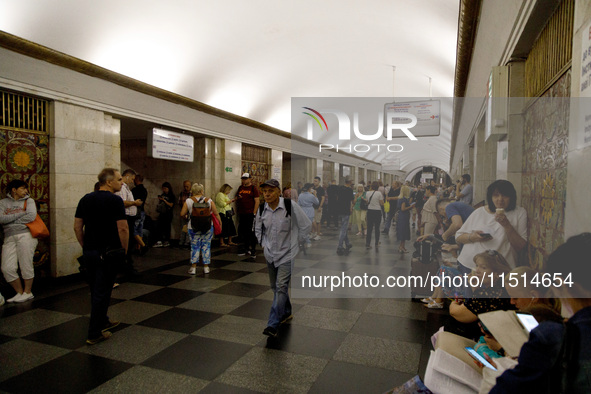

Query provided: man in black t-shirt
[74,168,128,345]
[335,178,354,256]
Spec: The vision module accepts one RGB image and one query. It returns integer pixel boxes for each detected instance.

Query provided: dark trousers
[84,250,118,339]
[366,210,382,247]
[238,213,256,254]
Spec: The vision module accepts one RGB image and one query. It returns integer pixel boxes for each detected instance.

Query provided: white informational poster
[384,100,440,137]
[578,20,591,148]
[150,128,194,162]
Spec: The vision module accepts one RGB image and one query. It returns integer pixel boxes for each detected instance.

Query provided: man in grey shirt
[456,174,473,206]
[254,179,311,338]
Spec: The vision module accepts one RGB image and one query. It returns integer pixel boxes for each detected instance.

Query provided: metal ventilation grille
[1,89,49,133]
[525,0,574,98]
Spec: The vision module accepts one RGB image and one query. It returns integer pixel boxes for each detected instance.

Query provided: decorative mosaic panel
[241,144,269,188]
[521,71,570,271]
[0,128,50,274]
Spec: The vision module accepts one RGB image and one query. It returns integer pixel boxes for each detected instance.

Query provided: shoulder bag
[24,200,49,239]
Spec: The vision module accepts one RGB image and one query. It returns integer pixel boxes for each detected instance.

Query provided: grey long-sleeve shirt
[0,194,37,237]
[254,197,311,267]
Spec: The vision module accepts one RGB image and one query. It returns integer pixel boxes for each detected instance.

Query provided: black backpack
[190,197,212,232]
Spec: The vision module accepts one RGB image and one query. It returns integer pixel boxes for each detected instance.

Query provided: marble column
[50,102,121,277]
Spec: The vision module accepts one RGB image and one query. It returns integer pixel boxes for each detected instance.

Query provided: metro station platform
[0,226,450,393]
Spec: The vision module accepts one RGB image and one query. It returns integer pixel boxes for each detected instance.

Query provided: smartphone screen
[516,313,539,332]
[464,347,497,370]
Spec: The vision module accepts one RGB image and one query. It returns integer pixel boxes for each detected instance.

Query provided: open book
[424,348,482,394]
[477,310,536,358]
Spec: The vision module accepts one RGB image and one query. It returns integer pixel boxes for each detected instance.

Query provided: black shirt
[313,185,325,205]
[75,191,126,251]
[334,185,354,215]
[132,184,148,211]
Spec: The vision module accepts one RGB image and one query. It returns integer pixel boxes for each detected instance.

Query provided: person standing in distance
[255,179,311,338]
[74,168,128,345]
[235,173,260,258]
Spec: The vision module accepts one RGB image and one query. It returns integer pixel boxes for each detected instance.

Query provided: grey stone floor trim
[78,325,188,364]
[0,339,71,382]
[88,365,209,393]
[215,347,328,394]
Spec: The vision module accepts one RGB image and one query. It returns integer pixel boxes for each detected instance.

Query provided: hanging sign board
[384,100,440,138]
[148,128,194,162]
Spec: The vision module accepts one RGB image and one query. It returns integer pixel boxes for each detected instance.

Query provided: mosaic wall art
[242,144,269,188]
[0,128,50,271]
[521,71,570,271]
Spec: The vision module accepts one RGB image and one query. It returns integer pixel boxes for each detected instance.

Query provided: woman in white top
[455,180,527,272]
[421,185,438,236]
[363,181,384,251]
[180,183,221,275]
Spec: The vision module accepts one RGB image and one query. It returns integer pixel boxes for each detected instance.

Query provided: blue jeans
[383,208,396,234]
[267,262,292,329]
[337,214,351,249]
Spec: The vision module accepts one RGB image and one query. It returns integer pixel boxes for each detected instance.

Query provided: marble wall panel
[53,103,105,143]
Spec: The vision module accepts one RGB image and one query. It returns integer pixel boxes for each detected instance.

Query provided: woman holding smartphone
[396,185,414,253]
[454,180,527,273]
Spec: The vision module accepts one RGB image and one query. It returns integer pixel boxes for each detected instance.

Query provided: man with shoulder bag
[74,168,129,345]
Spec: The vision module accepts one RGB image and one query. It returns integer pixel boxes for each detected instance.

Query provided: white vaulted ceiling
[0,0,459,172]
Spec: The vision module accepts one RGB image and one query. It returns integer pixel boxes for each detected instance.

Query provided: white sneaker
[15,292,34,302]
[7,293,22,303]
[0,294,5,306]
[313,235,322,241]
[153,241,164,248]
[188,267,196,275]
[203,266,210,274]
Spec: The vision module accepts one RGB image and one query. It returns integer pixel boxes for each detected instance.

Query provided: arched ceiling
[0,0,459,172]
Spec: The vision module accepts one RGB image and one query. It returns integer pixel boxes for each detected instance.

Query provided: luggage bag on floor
[410,239,441,298]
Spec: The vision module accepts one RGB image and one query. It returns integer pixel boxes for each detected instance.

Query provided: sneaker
[0,294,4,306]
[426,301,444,309]
[163,242,170,247]
[86,331,112,345]
[420,297,434,304]
[237,252,247,256]
[102,321,120,333]
[153,241,164,248]
[313,235,322,241]
[188,266,197,275]
[356,232,362,236]
[280,314,293,324]
[15,292,34,302]
[263,326,278,338]
[203,265,210,274]
[6,293,22,303]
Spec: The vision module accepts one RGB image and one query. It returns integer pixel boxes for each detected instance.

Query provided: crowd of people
[2,170,590,392]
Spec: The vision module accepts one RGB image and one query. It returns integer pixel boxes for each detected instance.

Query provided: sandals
[420,297,434,304]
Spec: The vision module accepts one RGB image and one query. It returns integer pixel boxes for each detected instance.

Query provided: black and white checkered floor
[0,225,450,393]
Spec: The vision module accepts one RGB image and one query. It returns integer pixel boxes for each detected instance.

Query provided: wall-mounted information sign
[148,128,194,162]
